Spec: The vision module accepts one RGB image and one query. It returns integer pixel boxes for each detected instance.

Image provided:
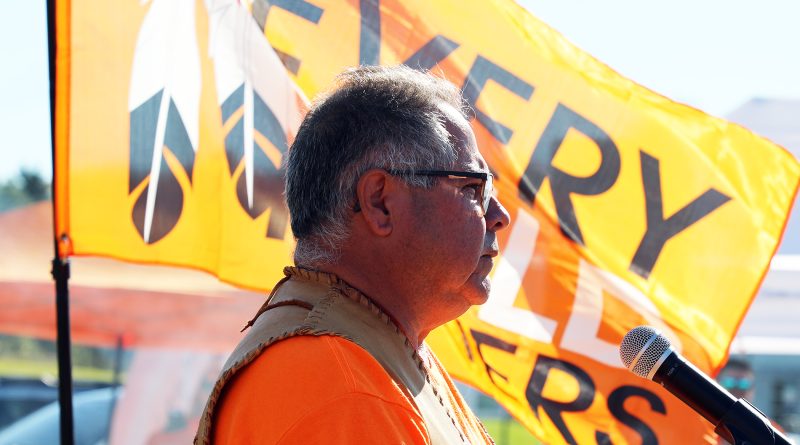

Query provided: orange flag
[53,0,799,443]
[54,0,306,289]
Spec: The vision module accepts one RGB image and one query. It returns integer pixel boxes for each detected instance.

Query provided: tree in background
[0,169,51,212]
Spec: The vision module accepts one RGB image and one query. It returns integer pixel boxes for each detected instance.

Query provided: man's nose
[485,196,510,232]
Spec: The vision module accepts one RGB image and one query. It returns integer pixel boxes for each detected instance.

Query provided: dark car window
[0,388,119,445]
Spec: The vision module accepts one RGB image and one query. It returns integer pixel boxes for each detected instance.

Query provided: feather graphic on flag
[206,0,307,240]
[128,0,201,244]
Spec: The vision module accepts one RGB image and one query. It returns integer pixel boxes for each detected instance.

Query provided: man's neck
[302,262,427,348]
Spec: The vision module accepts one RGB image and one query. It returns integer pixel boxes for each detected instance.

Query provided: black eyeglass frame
[385,169,494,215]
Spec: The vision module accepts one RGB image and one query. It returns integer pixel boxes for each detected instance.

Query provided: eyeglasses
[387,169,494,215]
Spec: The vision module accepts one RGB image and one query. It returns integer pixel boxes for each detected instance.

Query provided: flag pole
[47,0,75,443]
[51,258,73,445]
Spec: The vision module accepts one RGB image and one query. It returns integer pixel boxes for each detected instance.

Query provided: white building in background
[726,98,800,434]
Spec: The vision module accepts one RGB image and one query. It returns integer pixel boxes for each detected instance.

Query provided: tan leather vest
[195,267,493,445]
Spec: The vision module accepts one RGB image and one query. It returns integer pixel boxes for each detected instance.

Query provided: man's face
[401,104,510,321]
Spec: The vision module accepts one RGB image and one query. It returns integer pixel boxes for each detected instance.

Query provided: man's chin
[465,275,492,306]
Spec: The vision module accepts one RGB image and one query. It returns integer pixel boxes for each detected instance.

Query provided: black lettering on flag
[453,320,474,361]
[595,431,613,444]
[526,355,596,445]
[470,329,518,398]
[252,0,324,74]
[461,55,534,144]
[608,385,665,445]
[630,151,731,278]
[359,0,381,65]
[253,0,324,29]
[404,35,460,71]
[519,104,620,245]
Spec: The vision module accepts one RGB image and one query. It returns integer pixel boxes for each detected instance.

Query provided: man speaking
[195,65,510,444]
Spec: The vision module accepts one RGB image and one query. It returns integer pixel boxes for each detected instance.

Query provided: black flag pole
[51,258,73,445]
[47,0,75,444]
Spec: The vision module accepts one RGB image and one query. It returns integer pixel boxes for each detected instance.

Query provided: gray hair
[284,65,467,266]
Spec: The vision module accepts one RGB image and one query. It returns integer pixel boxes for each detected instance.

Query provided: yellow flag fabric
[54,0,307,290]
[53,0,800,443]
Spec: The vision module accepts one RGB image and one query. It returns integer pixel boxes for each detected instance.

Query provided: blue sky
[521,0,800,116]
[2,0,800,181]
[0,0,50,181]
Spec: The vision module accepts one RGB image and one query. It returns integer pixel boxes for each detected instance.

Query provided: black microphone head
[620,326,673,380]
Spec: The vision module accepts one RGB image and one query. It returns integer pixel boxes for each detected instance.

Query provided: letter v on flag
[52,0,799,443]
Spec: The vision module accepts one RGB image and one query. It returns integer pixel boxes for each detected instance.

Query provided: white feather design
[128,0,201,243]
[205,0,306,211]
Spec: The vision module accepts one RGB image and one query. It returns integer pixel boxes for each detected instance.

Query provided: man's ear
[355,169,397,237]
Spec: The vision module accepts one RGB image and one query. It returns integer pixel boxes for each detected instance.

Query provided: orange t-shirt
[213,335,431,444]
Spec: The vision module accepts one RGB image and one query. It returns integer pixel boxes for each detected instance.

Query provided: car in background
[0,387,119,445]
[0,377,110,430]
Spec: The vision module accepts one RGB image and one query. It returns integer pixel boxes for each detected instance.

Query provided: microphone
[619,326,794,445]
